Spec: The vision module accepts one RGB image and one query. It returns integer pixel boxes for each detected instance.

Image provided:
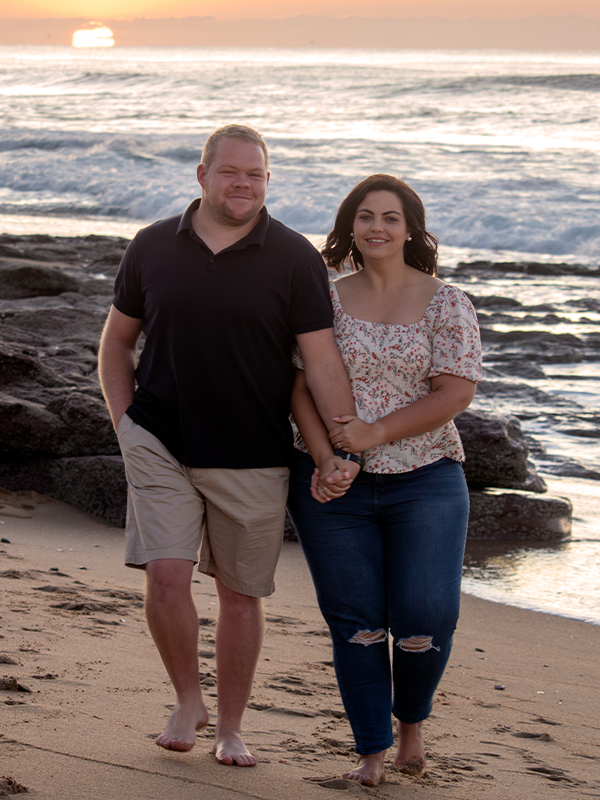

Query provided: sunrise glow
[72,22,115,47]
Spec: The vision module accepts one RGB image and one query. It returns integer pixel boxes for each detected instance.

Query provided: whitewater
[0,45,599,264]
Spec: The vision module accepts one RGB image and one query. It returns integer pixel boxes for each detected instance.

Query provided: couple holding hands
[99,123,481,786]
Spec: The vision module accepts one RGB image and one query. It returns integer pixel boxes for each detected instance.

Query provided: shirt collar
[177,198,270,250]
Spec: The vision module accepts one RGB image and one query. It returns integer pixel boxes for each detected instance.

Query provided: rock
[565,297,600,312]
[46,392,119,455]
[0,393,73,457]
[536,455,600,481]
[0,392,118,458]
[475,380,575,413]
[456,410,546,492]
[3,305,107,345]
[455,260,600,278]
[0,260,81,299]
[493,362,546,380]
[0,456,128,527]
[466,293,523,310]
[0,232,128,273]
[467,491,572,541]
[479,329,585,364]
[0,342,66,389]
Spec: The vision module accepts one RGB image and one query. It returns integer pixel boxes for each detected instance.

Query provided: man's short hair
[201,125,269,170]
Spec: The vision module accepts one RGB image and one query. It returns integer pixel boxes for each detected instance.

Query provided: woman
[287,174,482,786]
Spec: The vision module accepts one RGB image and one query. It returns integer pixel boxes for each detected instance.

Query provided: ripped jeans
[287,451,469,755]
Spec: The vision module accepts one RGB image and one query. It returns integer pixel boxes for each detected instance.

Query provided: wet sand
[1,491,599,799]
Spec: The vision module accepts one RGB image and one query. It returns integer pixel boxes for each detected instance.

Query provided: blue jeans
[287,450,469,755]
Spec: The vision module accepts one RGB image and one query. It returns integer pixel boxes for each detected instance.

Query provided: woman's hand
[329,415,380,453]
[310,455,360,503]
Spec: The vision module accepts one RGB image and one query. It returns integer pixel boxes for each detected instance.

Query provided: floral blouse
[293,281,482,474]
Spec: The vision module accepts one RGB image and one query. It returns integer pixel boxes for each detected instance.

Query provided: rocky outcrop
[467,491,572,541]
[0,234,127,524]
[0,235,576,540]
[455,410,546,493]
[456,411,571,540]
[452,260,600,278]
[0,456,127,527]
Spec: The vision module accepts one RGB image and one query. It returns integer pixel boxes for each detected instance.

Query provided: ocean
[0,45,599,624]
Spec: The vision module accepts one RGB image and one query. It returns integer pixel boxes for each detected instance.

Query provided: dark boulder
[0,343,66,389]
[456,410,546,492]
[0,456,127,527]
[0,261,81,299]
[467,491,572,541]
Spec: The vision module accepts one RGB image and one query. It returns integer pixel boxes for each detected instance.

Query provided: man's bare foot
[155,699,209,751]
[342,751,386,786]
[394,720,426,774]
[213,730,256,766]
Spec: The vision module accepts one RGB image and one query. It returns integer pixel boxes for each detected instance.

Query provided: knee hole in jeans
[347,628,388,646]
[395,635,441,653]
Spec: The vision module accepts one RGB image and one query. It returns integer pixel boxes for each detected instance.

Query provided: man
[98,124,359,766]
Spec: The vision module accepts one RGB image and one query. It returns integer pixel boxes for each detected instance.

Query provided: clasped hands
[311,415,378,504]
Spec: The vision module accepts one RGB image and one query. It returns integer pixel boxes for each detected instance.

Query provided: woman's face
[352,190,410,264]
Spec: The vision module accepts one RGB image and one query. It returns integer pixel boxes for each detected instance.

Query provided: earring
[407,236,412,242]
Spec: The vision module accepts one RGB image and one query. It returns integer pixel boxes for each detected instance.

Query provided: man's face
[197,138,269,227]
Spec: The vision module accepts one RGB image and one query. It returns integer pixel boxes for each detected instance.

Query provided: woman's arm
[291,368,360,502]
[329,373,477,453]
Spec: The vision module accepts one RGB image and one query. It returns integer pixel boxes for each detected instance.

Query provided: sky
[2,0,599,18]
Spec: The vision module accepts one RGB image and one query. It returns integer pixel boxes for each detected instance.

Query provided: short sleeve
[291,276,335,371]
[429,286,482,382]
[288,242,333,336]
[112,236,144,319]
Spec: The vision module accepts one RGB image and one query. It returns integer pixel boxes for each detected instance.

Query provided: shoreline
[2,494,600,799]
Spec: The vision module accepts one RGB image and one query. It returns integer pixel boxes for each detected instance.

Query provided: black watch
[333,448,364,467]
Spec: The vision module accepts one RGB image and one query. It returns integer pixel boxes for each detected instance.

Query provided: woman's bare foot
[342,750,386,786]
[155,698,209,751]
[213,730,256,766]
[394,720,426,774]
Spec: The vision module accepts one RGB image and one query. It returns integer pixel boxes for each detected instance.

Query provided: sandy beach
[1,490,599,800]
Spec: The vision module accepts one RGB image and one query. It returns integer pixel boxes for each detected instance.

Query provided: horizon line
[3,13,600,21]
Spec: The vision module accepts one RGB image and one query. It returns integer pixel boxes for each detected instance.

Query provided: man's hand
[310,455,360,503]
[329,415,380,453]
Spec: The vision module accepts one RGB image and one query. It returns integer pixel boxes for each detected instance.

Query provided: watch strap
[333,448,363,467]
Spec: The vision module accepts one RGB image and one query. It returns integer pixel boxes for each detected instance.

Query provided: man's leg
[213,576,264,766]
[145,558,209,751]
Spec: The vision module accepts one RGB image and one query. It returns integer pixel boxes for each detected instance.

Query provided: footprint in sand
[527,765,572,782]
[303,776,354,791]
[512,731,554,741]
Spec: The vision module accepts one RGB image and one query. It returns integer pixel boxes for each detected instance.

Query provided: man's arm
[98,305,143,430]
[295,327,356,433]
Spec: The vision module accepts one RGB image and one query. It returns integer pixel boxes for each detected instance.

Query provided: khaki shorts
[117,414,289,597]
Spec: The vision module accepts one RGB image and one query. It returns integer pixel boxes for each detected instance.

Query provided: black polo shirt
[112,199,333,468]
